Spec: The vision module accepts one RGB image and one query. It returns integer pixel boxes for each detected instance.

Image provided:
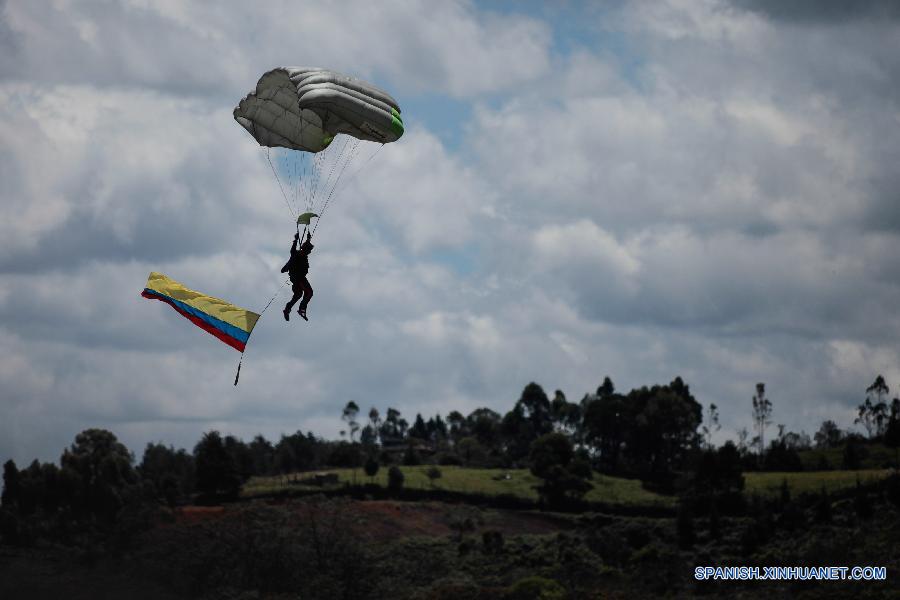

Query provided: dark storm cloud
[729,0,900,23]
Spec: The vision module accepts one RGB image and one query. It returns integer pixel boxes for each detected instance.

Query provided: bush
[482,530,504,555]
[387,466,404,492]
[676,503,695,548]
[426,466,442,487]
[363,456,379,481]
[437,453,463,466]
[504,576,566,600]
[402,445,421,466]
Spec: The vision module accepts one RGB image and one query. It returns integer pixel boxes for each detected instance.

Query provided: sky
[2,0,899,465]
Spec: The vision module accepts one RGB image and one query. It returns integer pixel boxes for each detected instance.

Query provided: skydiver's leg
[298,277,313,319]
[284,282,303,321]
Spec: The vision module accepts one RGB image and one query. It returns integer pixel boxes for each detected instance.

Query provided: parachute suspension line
[303,148,327,216]
[302,154,314,213]
[292,114,311,214]
[234,277,291,386]
[313,136,351,211]
[331,142,384,200]
[313,139,361,236]
[280,153,296,216]
[265,148,297,219]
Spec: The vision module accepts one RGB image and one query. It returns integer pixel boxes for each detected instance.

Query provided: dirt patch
[171,499,574,541]
[307,499,573,540]
[172,505,225,524]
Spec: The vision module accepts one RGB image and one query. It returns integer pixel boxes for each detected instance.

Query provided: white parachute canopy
[234,68,404,223]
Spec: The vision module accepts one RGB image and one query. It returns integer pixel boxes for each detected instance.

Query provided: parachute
[234,67,403,229]
[234,67,403,150]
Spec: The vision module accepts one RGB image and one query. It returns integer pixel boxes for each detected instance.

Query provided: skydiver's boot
[299,308,308,321]
[283,306,290,321]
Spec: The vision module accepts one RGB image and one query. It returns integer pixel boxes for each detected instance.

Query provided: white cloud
[2,0,900,465]
[2,0,551,98]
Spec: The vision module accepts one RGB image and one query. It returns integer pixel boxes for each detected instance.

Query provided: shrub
[387,466,404,492]
[364,456,379,481]
[426,466,442,487]
[504,576,566,600]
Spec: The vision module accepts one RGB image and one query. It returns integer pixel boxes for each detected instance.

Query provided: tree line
[3,374,899,543]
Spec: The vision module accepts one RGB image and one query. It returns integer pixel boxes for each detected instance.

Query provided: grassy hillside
[744,468,890,497]
[244,465,675,507]
[797,442,898,470]
[245,465,894,506]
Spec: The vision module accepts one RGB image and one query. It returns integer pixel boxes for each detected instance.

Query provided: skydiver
[282,230,314,322]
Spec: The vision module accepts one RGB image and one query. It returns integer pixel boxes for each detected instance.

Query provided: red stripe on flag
[142,290,246,352]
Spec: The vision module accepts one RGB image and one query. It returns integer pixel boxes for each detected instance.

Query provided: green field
[244,465,675,507]
[744,469,890,497]
[243,466,893,507]
[797,442,897,470]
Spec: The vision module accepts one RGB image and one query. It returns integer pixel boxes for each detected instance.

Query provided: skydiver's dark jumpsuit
[282,232,314,321]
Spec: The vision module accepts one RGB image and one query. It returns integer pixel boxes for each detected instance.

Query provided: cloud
[2,0,900,465]
[1,0,551,98]
[728,0,900,23]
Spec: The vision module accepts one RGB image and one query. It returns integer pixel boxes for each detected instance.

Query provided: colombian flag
[141,272,260,352]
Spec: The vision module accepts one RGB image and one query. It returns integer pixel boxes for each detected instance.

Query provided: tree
[1,460,20,508]
[468,408,501,450]
[456,437,487,466]
[408,413,429,440]
[446,410,468,443]
[223,435,255,483]
[581,391,628,472]
[856,377,890,438]
[843,436,863,470]
[194,431,241,499]
[884,398,900,464]
[736,428,751,454]
[248,435,275,476]
[61,428,138,520]
[676,503,696,548]
[359,425,376,447]
[764,438,804,471]
[139,443,195,506]
[274,431,319,476]
[341,401,361,442]
[517,382,554,437]
[426,466,442,488]
[752,383,772,457]
[701,403,721,449]
[693,442,744,495]
[402,443,421,466]
[426,414,448,446]
[596,376,615,398]
[380,408,408,444]
[550,390,582,438]
[814,420,844,448]
[366,407,382,445]
[387,465,404,492]
[363,456,379,483]
[623,378,703,477]
[529,433,592,508]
